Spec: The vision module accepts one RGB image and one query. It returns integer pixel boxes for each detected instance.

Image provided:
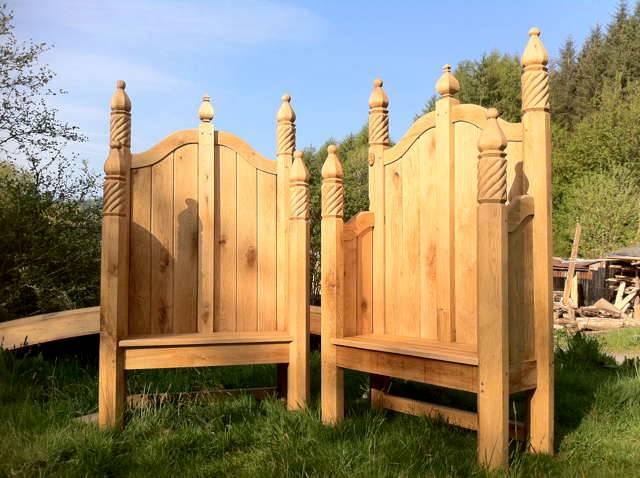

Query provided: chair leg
[370,374,389,410]
[287,340,309,410]
[98,340,125,429]
[321,343,344,424]
[477,372,509,469]
[528,383,554,454]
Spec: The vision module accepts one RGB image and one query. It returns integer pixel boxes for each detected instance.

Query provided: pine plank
[151,154,174,334]
[236,156,258,332]
[257,171,277,331]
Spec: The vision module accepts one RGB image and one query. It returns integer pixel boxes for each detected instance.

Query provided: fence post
[321,145,345,424]
[99,80,131,429]
[476,108,509,469]
[521,27,554,455]
[287,150,310,409]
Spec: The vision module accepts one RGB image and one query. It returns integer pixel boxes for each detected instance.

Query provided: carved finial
[277,93,296,157]
[477,108,508,204]
[110,80,131,112]
[109,80,131,150]
[198,94,214,122]
[521,27,548,68]
[368,78,389,109]
[521,27,550,112]
[289,150,310,219]
[322,144,344,180]
[435,64,460,97]
[368,78,390,155]
[322,145,344,219]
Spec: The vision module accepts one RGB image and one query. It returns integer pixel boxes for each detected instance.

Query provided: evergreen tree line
[3,3,640,316]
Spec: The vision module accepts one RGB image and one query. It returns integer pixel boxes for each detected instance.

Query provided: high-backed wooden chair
[320,29,553,469]
[99,83,310,428]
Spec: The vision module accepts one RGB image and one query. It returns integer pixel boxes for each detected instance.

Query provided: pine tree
[550,37,578,129]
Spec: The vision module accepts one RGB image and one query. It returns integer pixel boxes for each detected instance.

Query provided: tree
[0,5,101,321]
[550,37,578,130]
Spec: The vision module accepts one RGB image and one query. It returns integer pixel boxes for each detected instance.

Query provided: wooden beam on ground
[0,307,100,350]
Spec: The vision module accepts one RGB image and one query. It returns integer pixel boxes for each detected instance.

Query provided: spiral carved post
[287,150,309,410]
[99,80,131,429]
[368,78,389,341]
[320,145,345,424]
[276,94,297,395]
[476,108,509,469]
[521,27,554,456]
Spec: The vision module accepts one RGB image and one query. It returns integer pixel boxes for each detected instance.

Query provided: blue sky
[11,0,620,172]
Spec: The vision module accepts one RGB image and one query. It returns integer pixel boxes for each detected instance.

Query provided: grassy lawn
[1,334,639,477]
[593,327,640,356]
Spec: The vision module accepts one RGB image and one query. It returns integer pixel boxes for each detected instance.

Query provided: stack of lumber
[555,296,640,332]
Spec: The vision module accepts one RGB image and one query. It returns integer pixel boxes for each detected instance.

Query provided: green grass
[1,335,639,477]
[593,327,640,355]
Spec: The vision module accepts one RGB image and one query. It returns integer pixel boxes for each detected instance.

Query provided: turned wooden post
[287,150,310,409]
[276,94,296,395]
[99,80,131,429]
[197,95,215,333]
[476,108,509,469]
[368,79,391,408]
[434,65,460,342]
[321,145,345,424]
[368,78,389,335]
[521,27,554,455]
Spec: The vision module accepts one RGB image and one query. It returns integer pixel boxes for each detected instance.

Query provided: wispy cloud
[16,0,325,51]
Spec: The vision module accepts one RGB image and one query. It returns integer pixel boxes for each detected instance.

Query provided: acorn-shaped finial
[521,27,548,68]
[111,80,131,112]
[322,144,344,180]
[478,108,507,153]
[199,94,214,122]
[435,64,460,97]
[369,78,389,109]
[277,93,296,122]
[290,150,309,182]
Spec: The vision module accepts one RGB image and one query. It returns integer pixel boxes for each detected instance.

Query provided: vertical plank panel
[236,156,258,331]
[151,155,174,334]
[343,235,358,337]
[129,167,152,335]
[401,147,421,337]
[357,227,373,335]
[384,160,402,335]
[173,144,198,333]
[506,141,525,200]
[257,171,277,331]
[198,121,215,332]
[420,131,438,339]
[215,145,237,332]
[434,97,458,342]
[453,122,480,345]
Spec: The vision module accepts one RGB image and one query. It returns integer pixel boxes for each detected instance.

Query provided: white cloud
[15,0,325,51]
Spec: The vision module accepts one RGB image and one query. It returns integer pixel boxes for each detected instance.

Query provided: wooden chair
[99,84,310,428]
[320,28,553,469]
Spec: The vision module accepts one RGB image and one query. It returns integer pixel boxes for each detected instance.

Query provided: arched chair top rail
[383,104,522,165]
[132,129,198,168]
[216,131,276,174]
[130,129,277,173]
[343,211,374,242]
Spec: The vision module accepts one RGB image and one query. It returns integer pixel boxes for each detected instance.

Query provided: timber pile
[555,293,640,332]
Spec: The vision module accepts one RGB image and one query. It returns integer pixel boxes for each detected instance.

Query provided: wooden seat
[99,83,311,429]
[332,334,478,365]
[320,28,554,470]
[120,332,292,347]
